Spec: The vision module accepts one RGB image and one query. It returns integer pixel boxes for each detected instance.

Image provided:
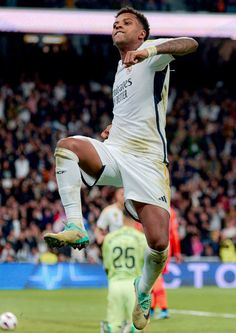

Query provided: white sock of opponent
[55,147,85,231]
[139,246,169,294]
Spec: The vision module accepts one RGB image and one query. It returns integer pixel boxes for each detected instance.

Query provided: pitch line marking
[170,309,236,319]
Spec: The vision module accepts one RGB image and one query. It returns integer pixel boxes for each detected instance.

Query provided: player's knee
[148,237,169,252]
[56,137,83,156]
[57,137,74,149]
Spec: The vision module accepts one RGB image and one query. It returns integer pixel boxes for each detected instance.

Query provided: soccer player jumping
[44,7,198,330]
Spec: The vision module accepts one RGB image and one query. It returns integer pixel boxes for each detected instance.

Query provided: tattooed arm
[123,37,198,67]
[154,37,198,56]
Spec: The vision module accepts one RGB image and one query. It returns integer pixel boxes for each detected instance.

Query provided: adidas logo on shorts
[158,196,167,203]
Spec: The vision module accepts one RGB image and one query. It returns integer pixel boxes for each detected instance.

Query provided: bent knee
[56,137,85,155]
[148,238,169,252]
[57,137,76,149]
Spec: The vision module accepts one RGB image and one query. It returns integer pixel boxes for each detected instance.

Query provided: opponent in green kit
[101,211,147,333]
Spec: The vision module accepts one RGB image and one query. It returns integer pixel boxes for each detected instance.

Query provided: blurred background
[0,0,236,12]
[0,1,235,286]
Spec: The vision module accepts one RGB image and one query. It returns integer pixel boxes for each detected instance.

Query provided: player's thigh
[134,202,170,250]
[73,136,122,187]
[107,281,126,325]
[57,136,103,177]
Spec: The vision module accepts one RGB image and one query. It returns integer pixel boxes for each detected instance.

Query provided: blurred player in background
[95,188,124,245]
[44,7,198,330]
[101,210,147,333]
[150,206,182,319]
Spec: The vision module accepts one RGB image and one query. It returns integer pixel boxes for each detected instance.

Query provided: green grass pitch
[0,288,236,332]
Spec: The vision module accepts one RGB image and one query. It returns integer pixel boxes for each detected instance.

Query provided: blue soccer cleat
[156,309,170,319]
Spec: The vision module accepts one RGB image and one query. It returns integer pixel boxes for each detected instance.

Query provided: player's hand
[123,49,149,67]
[101,124,112,139]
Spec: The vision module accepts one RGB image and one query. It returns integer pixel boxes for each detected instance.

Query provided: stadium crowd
[0,70,235,263]
[1,0,236,13]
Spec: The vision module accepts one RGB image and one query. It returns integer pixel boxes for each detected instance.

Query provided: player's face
[112,13,146,48]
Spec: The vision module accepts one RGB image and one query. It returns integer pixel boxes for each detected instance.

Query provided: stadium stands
[1,0,235,13]
[0,2,235,263]
[0,69,235,262]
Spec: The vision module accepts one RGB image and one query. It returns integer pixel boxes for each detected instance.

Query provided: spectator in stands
[0,74,235,262]
[39,248,58,264]
[14,154,30,179]
[0,242,16,262]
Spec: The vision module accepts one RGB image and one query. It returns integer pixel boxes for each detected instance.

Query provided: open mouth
[115,31,124,36]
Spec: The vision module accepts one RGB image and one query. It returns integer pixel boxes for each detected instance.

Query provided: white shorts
[74,136,171,220]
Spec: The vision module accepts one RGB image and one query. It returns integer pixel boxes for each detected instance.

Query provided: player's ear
[138,29,146,41]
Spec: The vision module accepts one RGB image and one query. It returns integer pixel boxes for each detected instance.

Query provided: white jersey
[97,203,123,232]
[105,38,174,164]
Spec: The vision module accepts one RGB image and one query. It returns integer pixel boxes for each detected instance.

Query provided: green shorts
[107,279,135,333]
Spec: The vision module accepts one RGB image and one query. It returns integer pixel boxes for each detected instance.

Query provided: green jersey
[102,226,147,281]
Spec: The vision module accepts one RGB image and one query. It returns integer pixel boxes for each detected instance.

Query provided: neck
[116,201,123,210]
[118,40,143,63]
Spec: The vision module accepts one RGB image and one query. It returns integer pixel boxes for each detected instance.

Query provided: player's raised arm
[149,37,198,56]
[123,37,198,67]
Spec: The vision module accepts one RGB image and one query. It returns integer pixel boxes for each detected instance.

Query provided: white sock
[55,147,84,230]
[139,246,169,294]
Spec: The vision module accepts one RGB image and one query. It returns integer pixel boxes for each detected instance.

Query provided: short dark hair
[116,7,150,41]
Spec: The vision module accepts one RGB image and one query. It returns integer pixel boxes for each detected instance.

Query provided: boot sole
[44,235,89,250]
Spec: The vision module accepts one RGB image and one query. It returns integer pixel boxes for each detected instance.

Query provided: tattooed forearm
[155,37,198,56]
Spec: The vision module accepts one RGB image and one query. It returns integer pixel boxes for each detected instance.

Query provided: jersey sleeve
[142,39,175,71]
